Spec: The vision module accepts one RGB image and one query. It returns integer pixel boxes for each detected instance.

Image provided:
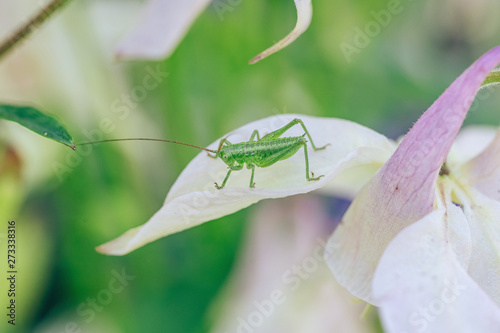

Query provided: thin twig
[0,0,73,60]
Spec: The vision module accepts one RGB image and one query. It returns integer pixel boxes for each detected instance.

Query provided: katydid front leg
[215,163,243,189]
[214,169,231,189]
[207,137,233,158]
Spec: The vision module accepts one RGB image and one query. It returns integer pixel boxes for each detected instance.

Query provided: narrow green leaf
[482,69,500,87]
[0,105,75,149]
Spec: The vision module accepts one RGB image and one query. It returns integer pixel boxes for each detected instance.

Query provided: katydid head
[216,138,235,166]
[218,147,235,166]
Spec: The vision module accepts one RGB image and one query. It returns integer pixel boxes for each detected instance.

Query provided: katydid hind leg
[295,119,329,151]
[303,143,323,181]
[260,118,329,151]
[259,118,300,141]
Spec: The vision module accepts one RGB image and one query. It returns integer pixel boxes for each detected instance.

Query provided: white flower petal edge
[458,129,500,202]
[316,146,394,199]
[452,127,500,305]
[249,0,312,64]
[446,126,497,170]
[454,186,500,306]
[372,187,500,333]
[115,0,212,60]
[97,114,396,255]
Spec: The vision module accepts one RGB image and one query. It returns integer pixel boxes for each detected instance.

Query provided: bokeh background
[1,0,500,332]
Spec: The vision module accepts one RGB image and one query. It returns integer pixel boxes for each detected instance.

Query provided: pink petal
[326,46,500,303]
[380,47,500,220]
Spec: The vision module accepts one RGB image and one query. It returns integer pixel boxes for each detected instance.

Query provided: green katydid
[80,118,328,189]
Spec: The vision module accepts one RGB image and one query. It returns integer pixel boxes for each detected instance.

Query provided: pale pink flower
[326,46,500,332]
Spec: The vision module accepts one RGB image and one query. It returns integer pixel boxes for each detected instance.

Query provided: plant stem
[0,0,73,60]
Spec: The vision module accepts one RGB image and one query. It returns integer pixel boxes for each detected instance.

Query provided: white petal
[455,187,500,306]
[97,114,395,255]
[457,129,500,201]
[115,0,211,60]
[447,126,497,170]
[316,146,394,199]
[324,176,435,304]
[324,178,469,305]
[249,0,312,64]
[373,200,500,333]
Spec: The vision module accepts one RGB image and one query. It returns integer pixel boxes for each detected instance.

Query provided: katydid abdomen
[221,136,306,168]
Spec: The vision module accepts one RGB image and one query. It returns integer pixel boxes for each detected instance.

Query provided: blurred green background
[1,0,500,332]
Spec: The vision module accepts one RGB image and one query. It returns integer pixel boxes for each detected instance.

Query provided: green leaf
[0,105,75,149]
[482,69,500,87]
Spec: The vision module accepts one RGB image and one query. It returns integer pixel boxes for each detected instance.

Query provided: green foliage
[2,0,500,332]
[0,104,74,149]
[483,69,500,87]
